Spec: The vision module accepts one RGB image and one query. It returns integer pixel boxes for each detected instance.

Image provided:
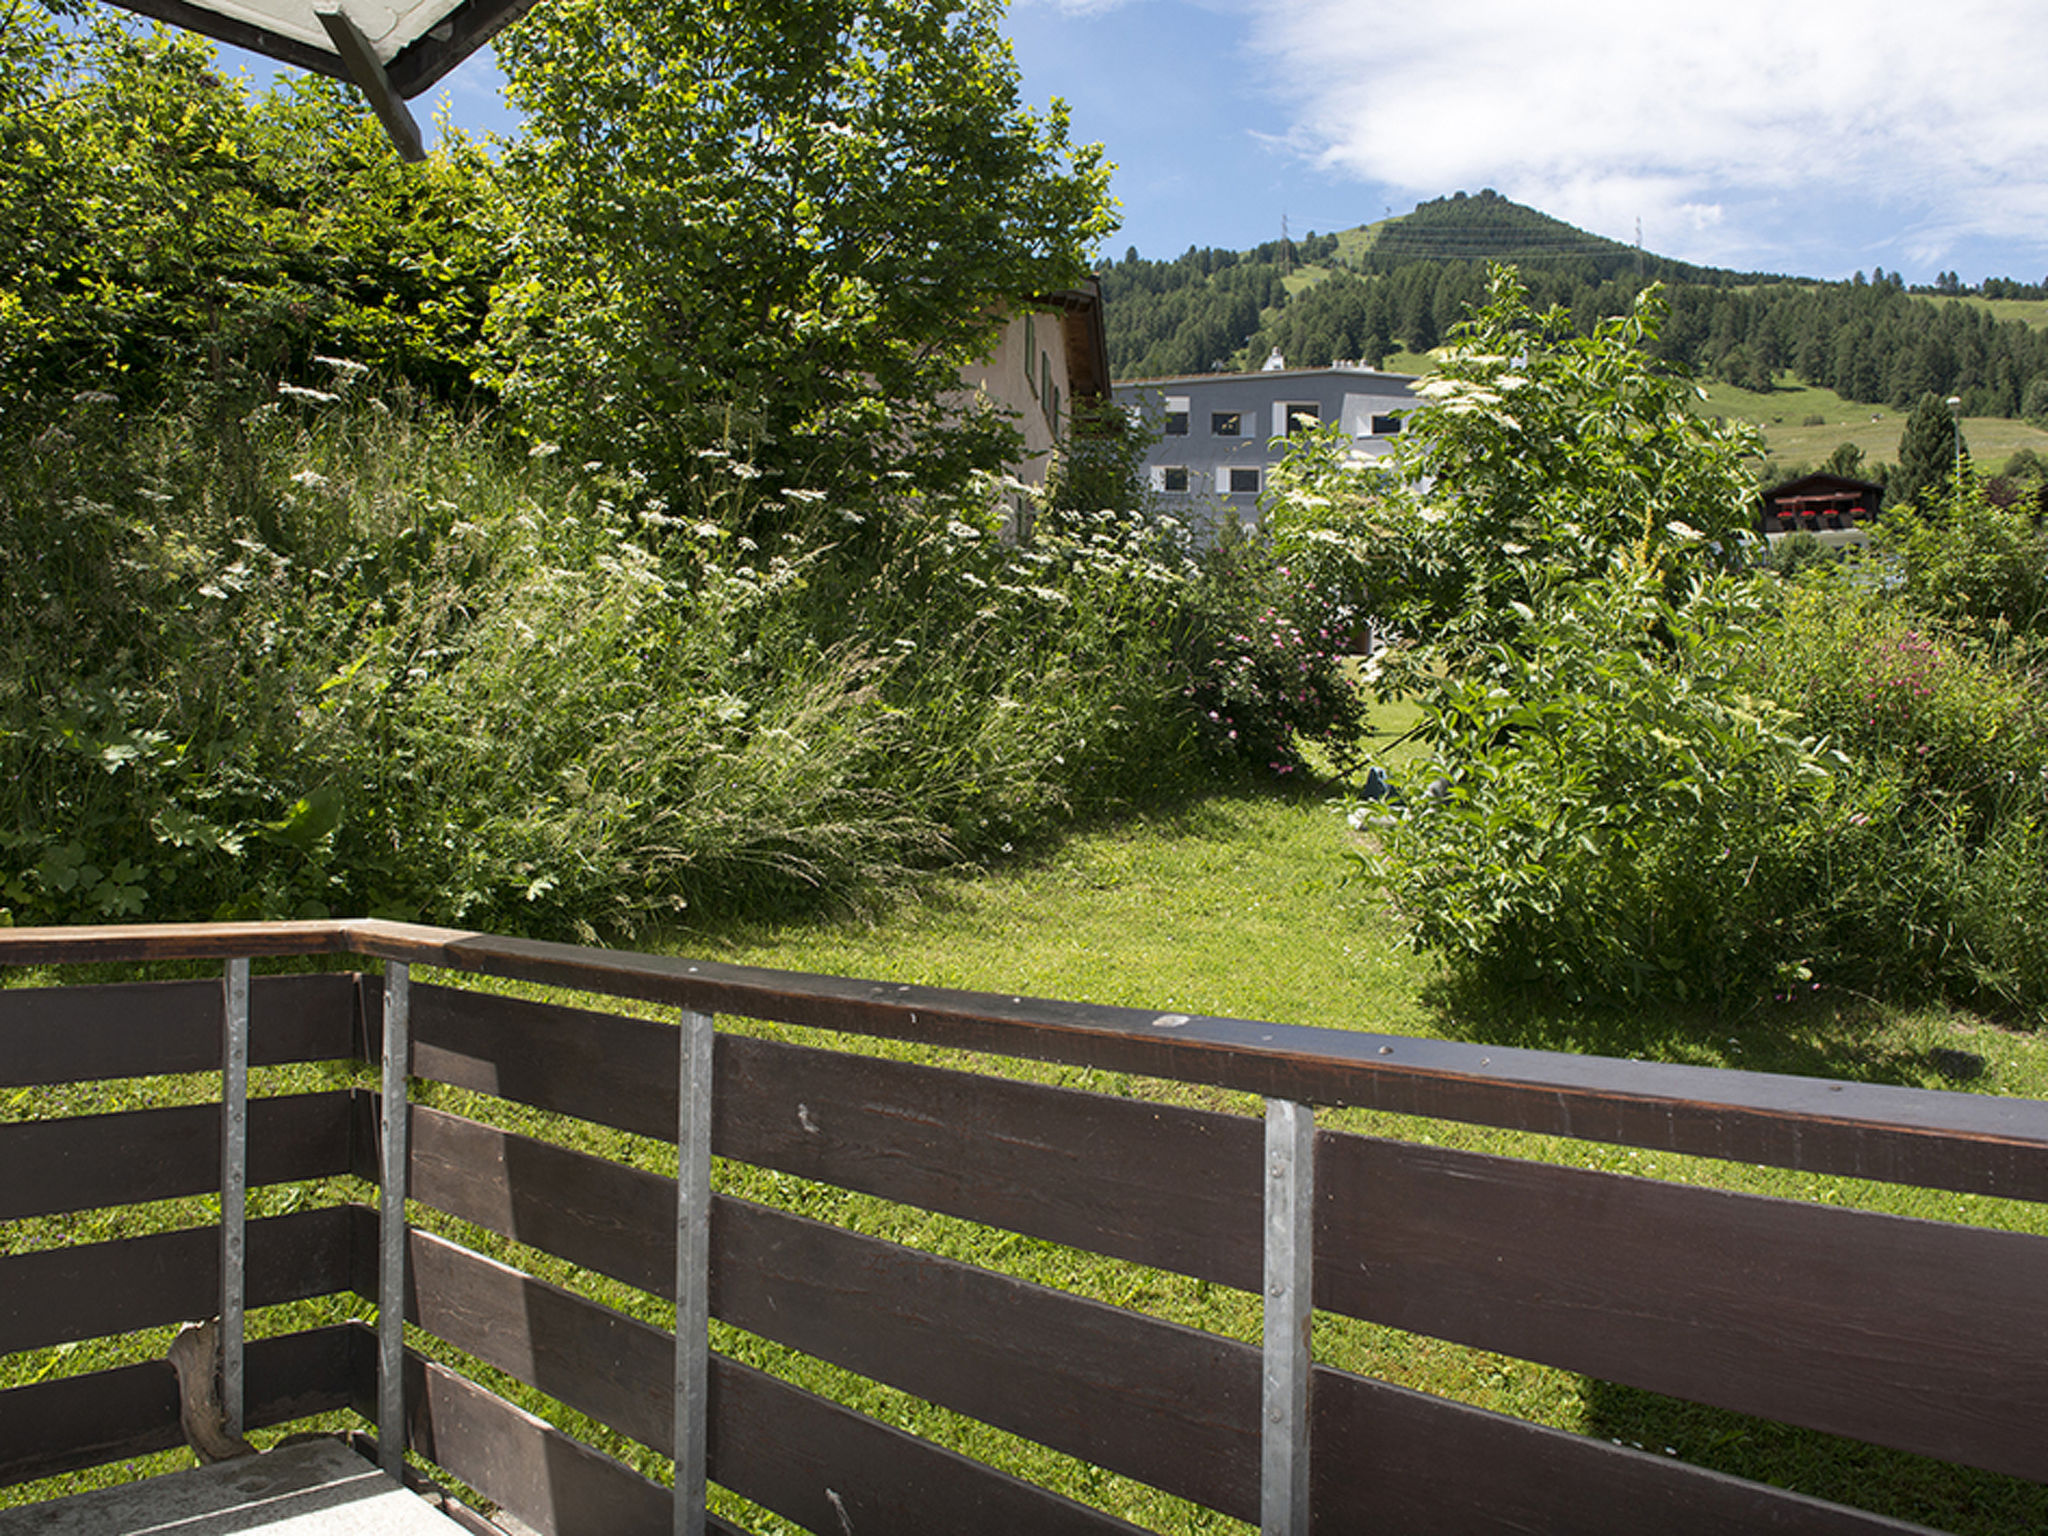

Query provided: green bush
[1322,265,2047,1019]
[1355,572,1851,1009]
[1874,478,2048,646]
[1737,574,2048,1012]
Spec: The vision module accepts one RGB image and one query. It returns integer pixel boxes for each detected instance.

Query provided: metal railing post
[220,957,250,1438]
[379,962,412,1478]
[1262,1097,1315,1536]
[674,1007,715,1535]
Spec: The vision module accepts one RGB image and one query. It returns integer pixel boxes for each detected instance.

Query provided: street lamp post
[1946,396,1963,497]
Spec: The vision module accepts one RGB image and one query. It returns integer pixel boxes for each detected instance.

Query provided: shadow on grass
[666,762,1330,957]
[1577,1378,2048,1536]
[1415,970,1958,1090]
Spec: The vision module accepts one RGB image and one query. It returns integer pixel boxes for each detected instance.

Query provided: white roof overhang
[105,0,537,157]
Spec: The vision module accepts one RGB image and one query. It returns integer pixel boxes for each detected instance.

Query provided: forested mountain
[1103,191,2048,427]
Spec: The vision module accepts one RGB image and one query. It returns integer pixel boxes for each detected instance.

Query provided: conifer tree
[1892,392,1969,509]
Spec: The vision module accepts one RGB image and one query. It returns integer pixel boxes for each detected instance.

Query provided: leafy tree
[1890,391,1969,510]
[1284,268,1758,656]
[1043,397,1154,520]
[486,0,1114,530]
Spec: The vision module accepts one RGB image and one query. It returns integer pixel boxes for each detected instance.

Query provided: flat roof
[1115,365,1421,388]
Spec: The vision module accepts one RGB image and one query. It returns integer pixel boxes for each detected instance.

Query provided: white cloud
[1248,0,2048,273]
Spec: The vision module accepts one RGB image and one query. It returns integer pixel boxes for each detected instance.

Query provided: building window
[1211,411,1241,437]
[1042,355,1054,416]
[1370,413,1403,436]
[1229,466,1260,495]
[1163,395,1190,436]
[1283,402,1320,436]
[1024,315,1037,395]
[1161,466,1189,493]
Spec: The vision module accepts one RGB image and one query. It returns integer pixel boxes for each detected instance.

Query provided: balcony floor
[0,1439,461,1535]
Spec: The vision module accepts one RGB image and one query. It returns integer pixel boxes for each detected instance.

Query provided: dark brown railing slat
[393,1235,1153,1535]
[404,1228,673,1453]
[710,1351,1149,1536]
[1316,1132,2048,1482]
[0,1206,359,1355]
[0,920,353,967]
[0,1326,359,1487]
[0,1091,356,1220]
[402,981,675,1139]
[14,919,2010,1197]
[710,1194,1261,1521]
[1311,1364,1948,1535]
[0,972,358,1088]
[364,1346,671,1536]
[408,1104,673,1296]
[716,1033,1264,1289]
[398,1208,1256,1521]
[341,922,2048,1198]
[403,1029,1266,1293]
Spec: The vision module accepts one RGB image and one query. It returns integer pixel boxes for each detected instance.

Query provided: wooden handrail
[6,919,2048,1198]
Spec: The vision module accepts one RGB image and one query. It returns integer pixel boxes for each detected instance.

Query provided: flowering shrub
[1176,526,1365,774]
[1731,573,2048,1014]
[1874,477,2048,647]
[1355,572,1853,1009]
[0,394,1217,934]
[1327,264,2048,1018]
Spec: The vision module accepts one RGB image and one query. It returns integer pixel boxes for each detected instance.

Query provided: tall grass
[1,382,1282,936]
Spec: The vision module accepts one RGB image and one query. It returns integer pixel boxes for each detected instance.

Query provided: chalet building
[1760,473,1884,546]
[955,278,1112,534]
[1114,357,1420,540]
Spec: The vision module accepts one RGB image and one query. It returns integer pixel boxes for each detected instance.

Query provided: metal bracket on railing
[380,962,412,1478]
[674,1008,715,1535]
[220,957,250,1439]
[1262,1097,1314,1536]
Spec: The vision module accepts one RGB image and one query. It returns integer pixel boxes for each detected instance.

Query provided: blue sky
[232,0,2048,286]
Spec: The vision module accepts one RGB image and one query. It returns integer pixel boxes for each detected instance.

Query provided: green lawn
[1689,375,2048,474]
[1956,295,2048,331]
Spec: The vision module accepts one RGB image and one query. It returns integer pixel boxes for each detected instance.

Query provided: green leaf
[264,785,344,852]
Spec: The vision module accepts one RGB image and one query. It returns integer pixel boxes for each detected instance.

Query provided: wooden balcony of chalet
[4,919,2047,1533]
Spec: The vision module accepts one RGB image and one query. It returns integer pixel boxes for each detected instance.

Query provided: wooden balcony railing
[4,919,2047,1533]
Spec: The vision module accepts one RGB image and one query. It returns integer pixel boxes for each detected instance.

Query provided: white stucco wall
[954,307,1072,487]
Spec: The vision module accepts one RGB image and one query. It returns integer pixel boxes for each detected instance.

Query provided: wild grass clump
[0,384,1250,937]
[1737,567,2048,1013]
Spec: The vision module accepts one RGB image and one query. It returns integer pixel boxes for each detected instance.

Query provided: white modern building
[1115,356,1420,537]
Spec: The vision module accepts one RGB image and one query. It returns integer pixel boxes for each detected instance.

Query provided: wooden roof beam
[317,8,425,162]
